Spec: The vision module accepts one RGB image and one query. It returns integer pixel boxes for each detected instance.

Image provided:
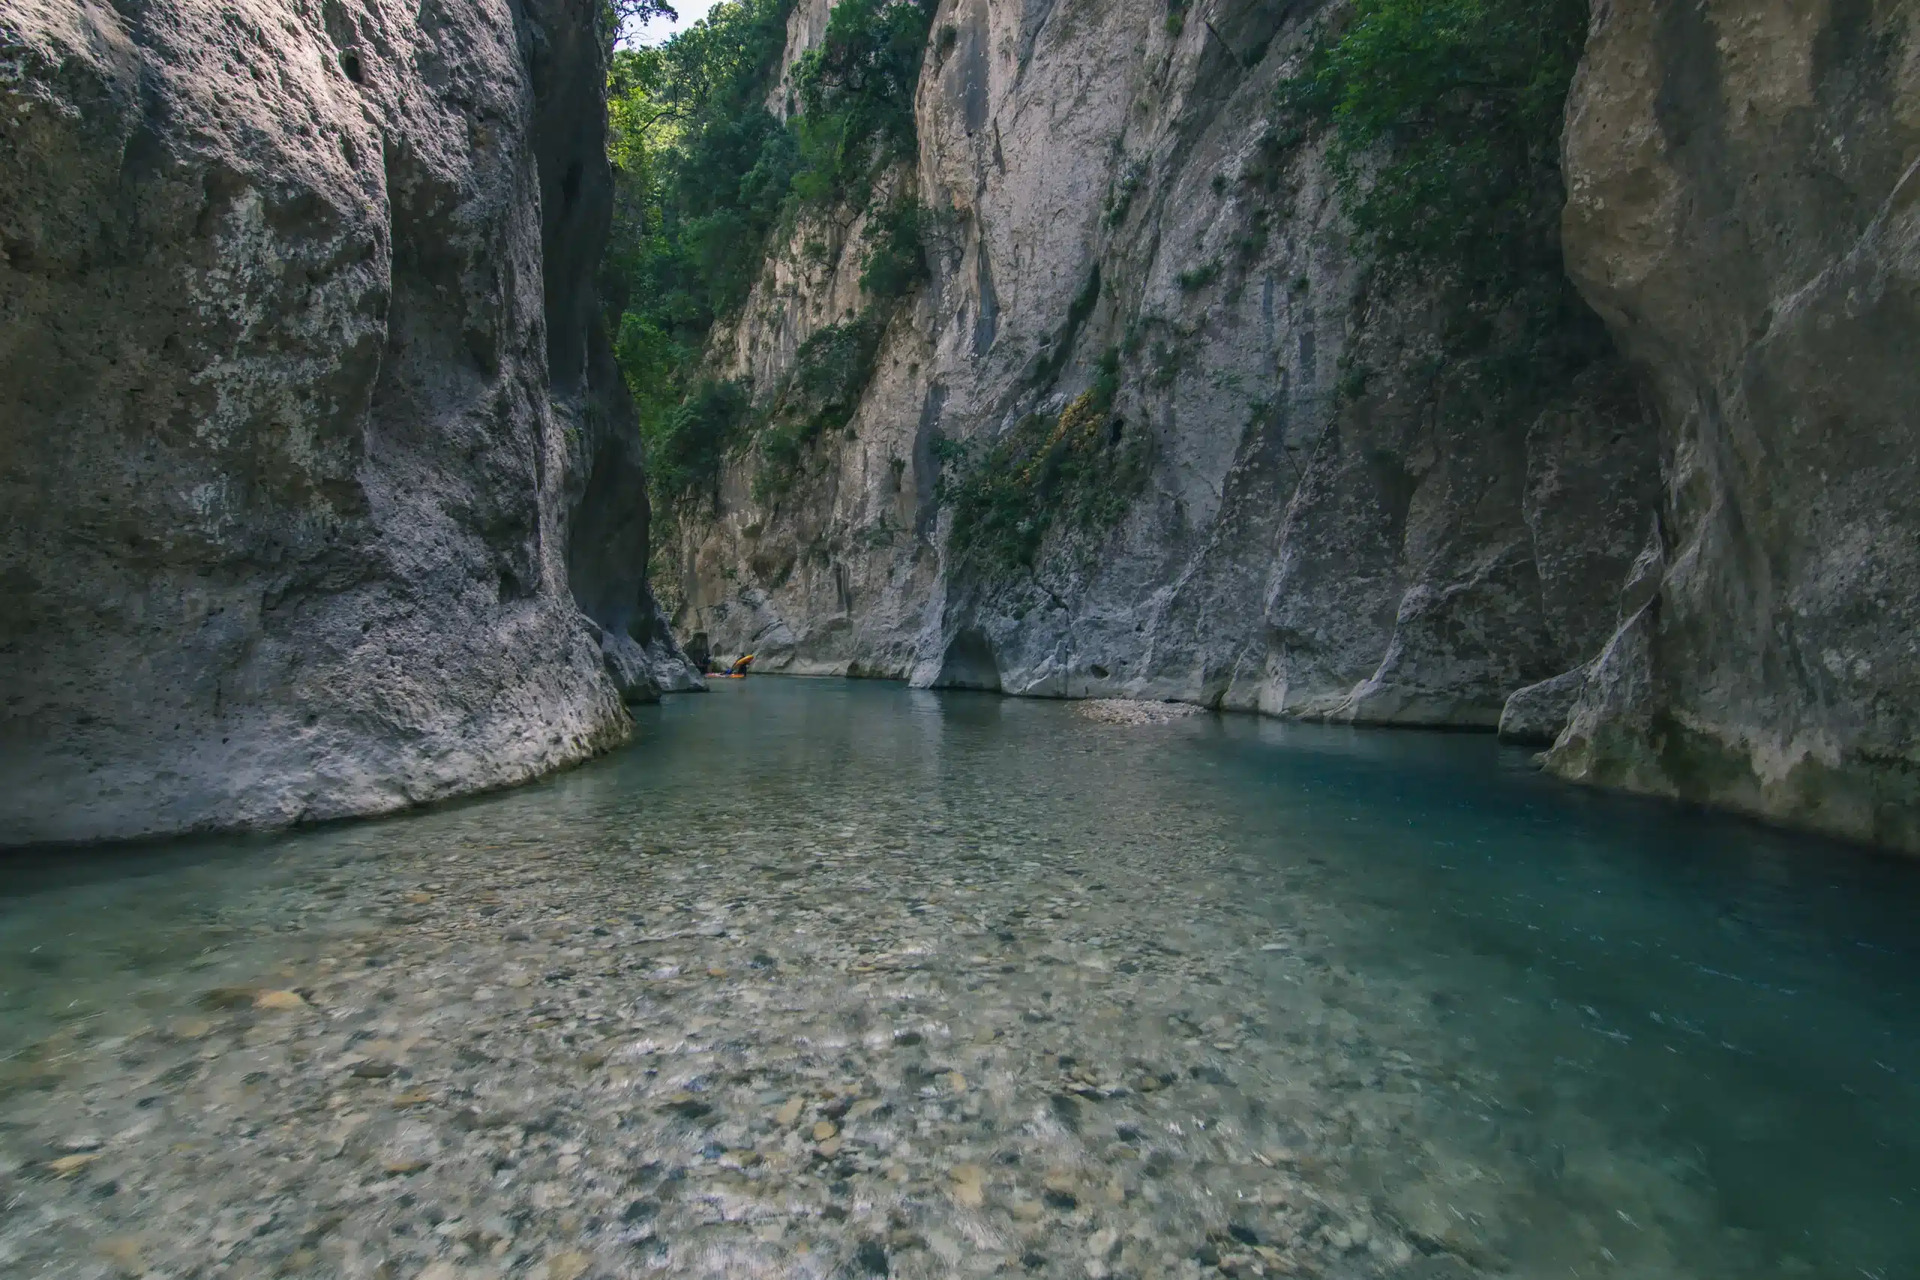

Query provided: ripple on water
[2,679,1918,1280]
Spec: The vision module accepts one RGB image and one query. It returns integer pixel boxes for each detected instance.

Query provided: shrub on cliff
[859,198,929,300]
[789,0,938,209]
[937,353,1150,578]
[1278,0,1609,411]
[752,312,891,501]
[649,378,752,504]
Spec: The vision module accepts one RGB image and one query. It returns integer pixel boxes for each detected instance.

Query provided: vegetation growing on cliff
[789,0,937,209]
[752,312,891,502]
[858,198,929,300]
[647,378,753,503]
[603,0,937,520]
[748,196,929,500]
[937,352,1150,578]
[744,0,936,500]
[1278,0,1611,411]
[603,0,794,512]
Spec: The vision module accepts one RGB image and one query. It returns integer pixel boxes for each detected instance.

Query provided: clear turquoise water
[2,679,1917,1279]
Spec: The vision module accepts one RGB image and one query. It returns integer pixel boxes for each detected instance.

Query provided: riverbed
[3,679,1917,1279]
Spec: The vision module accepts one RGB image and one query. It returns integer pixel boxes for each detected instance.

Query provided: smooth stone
[949,1164,986,1208]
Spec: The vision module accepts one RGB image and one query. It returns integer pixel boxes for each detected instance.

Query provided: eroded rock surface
[1549,0,1920,849]
[0,0,690,845]
[672,0,1657,729]
[669,0,1920,852]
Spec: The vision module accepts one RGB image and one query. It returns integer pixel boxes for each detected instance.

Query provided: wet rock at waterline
[1497,667,1591,747]
[0,0,694,845]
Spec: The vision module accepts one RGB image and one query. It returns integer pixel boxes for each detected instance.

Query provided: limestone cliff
[0,0,694,845]
[670,0,1919,851]
[1548,0,1920,850]
[673,0,1657,722]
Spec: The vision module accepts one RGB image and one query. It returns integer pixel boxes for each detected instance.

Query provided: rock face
[1547,0,1920,850]
[672,0,1658,725]
[671,0,1920,851]
[0,0,692,846]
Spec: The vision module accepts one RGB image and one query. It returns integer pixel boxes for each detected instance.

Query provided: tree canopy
[601,0,936,517]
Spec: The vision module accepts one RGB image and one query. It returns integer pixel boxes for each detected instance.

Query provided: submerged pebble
[0,680,1915,1280]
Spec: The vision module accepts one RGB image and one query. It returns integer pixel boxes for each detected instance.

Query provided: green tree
[603,0,939,517]
[602,0,795,511]
[789,0,938,208]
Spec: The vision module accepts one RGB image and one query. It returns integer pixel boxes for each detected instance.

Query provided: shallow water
[3,679,1918,1280]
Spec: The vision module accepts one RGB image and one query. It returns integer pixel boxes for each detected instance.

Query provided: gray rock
[0,0,656,845]
[1498,668,1591,746]
[669,0,1655,732]
[1550,0,1920,851]
[682,631,713,676]
[591,603,707,703]
[666,0,1920,853]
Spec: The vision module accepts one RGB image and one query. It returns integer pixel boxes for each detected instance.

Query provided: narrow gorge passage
[6,0,1920,1276]
[5,680,1918,1280]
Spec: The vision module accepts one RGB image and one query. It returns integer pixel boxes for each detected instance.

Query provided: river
[3,679,1916,1279]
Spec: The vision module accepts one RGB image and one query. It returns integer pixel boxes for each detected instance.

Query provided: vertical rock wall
[665,0,1919,852]
[1549,0,1920,849]
[674,0,1659,726]
[0,0,685,846]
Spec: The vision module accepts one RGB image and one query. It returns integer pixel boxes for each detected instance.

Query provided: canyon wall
[1549,0,1920,849]
[673,0,1920,851]
[0,0,692,846]
[675,0,1658,723]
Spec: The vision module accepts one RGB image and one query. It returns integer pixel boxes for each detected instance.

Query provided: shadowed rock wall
[1548,0,1920,850]
[0,0,690,845]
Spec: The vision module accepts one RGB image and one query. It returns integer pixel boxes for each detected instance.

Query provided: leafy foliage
[1176,259,1221,292]
[1277,0,1608,408]
[609,0,680,25]
[606,0,680,44]
[938,352,1149,578]
[753,312,890,501]
[602,0,795,511]
[788,0,939,209]
[648,378,752,503]
[1103,160,1146,229]
[858,199,929,300]
[603,0,939,518]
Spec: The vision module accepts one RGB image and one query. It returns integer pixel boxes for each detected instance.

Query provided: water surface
[3,680,1916,1279]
